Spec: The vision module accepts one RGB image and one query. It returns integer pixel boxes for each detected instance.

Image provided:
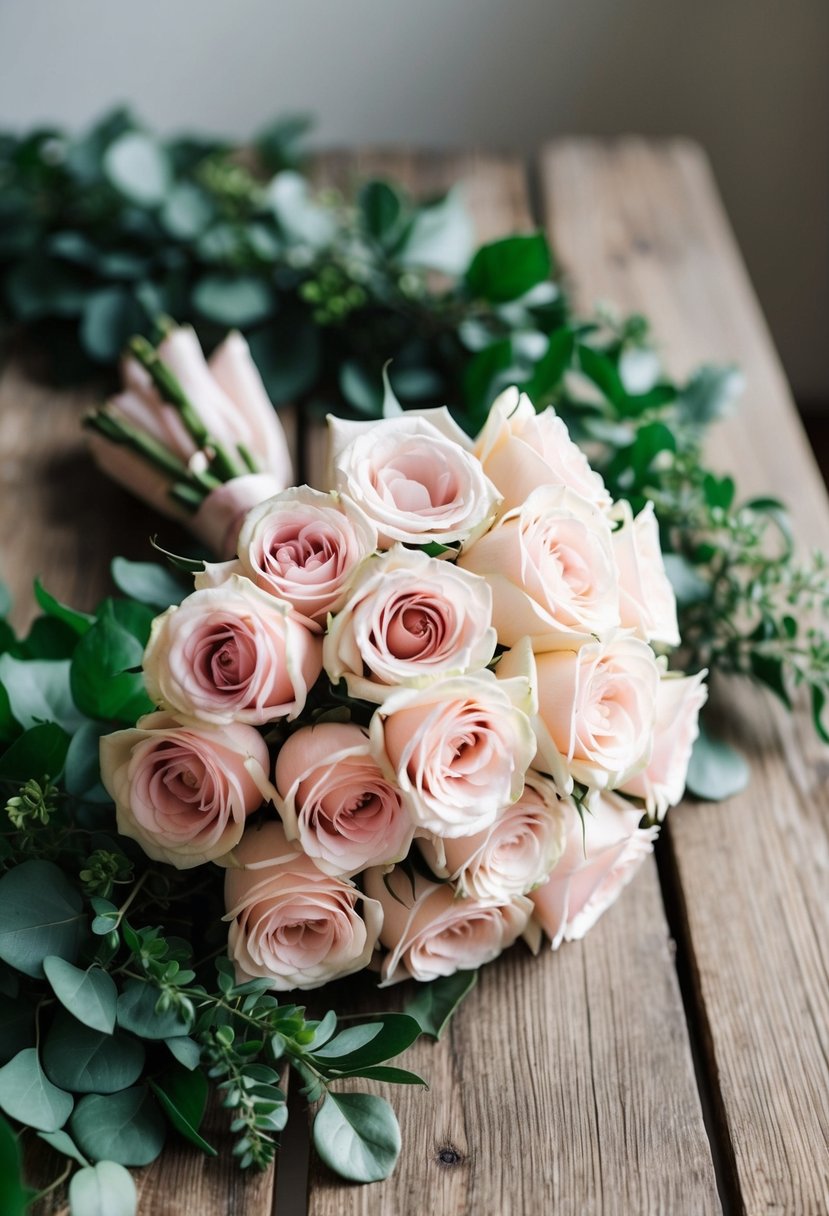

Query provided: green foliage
[0,1048,73,1132]
[68,1161,137,1216]
[404,970,478,1040]
[313,1092,401,1183]
[0,1113,30,1216]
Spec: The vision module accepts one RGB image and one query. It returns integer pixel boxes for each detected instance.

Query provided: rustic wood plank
[304,149,719,1216]
[539,137,829,1214]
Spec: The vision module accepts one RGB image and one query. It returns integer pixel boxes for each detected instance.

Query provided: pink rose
[328,413,499,547]
[369,671,536,838]
[100,711,269,868]
[531,792,658,948]
[621,670,707,818]
[419,769,568,901]
[273,723,413,876]
[143,575,322,725]
[224,821,382,990]
[475,388,612,514]
[193,474,286,559]
[458,485,620,647]
[323,546,496,703]
[612,502,680,647]
[363,865,531,984]
[236,486,377,624]
[518,633,659,794]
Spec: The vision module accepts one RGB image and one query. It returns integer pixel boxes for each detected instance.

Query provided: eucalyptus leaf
[0,995,35,1063]
[404,970,478,1039]
[0,1048,73,1132]
[42,1009,145,1093]
[110,558,186,610]
[164,1036,201,1070]
[312,1014,420,1070]
[398,187,473,276]
[116,979,191,1040]
[43,957,117,1034]
[313,1092,401,1183]
[38,1128,90,1167]
[0,860,85,977]
[191,274,273,328]
[71,1086,166,1166]
[0,654,84,733]
[104,132,170,206]
[685,723,750,801]
[68,1160,137,1216]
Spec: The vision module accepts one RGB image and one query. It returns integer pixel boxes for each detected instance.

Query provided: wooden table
[5,140,828,1216]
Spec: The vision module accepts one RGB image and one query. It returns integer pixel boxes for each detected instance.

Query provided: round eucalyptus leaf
[43,957,117,1034]
[80,287,145,363]
[116,979,191,1040]
[191,274,273,327]
[0,860,85,978]
[42,1009,144,1094]
[70,1087,165,1166]
[68,1161,137,1216]
[160,182,214,240]
[0,1048,73,1132]
[685,723,750,801]
[103,133,170,206]
[312,1092,401,1183]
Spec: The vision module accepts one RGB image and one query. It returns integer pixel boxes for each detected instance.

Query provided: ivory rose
[328,413,499,547]
[274,723,413,876]
[612,501,680,647]
[530,792,659,948]
[237,487,377,624]
[516,633,660,794]
[143,575,322,725]
[621,670,707,818]
[363,865,532,985]
[100,711,269,868]
[323,546,496,703]
[457,485,620,647]
[369,671,536,838]
[224,821,383,990]
[419,769,568,901]
[475,387,612,514]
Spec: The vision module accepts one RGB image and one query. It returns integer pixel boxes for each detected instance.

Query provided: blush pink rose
[369,671,536,838]
[612,501,680,647]
[620,670,707,818]
[475,387,612,514]
[323,546,496,703]
[193,474,285,559]
[419,769,568,901]
[237,486,377,624]
[224,821,382,990]
[143,575,322,725]
[363,865,531,985]
[100,711,269,868]
[328,413,499,547]
[530,791,659,948]
[273,722,413,876]
[457,485,620,647]
[526,633,660,794]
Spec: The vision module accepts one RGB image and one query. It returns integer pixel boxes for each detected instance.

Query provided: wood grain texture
[305,150,719,1216]
[540,137,829,1215]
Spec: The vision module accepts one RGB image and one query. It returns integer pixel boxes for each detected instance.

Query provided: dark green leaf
[191,274,273,328]
[116,980,191,1040]
[404,970,477,1039]
[336,1065,427,1086]
[677,365,743,426]
[810,683,829,745]
[71,1087,166,1166]
[0,723,70,782]
[749,653,792,709]
[466,232,551,303]
[34,580,95,636]
[359,180,404,246]
[577,345,628,412]
[43,958,117,1035]
[164,1036,201,1070]
[629,422,676,479]
[150,1066,216,1156]
[0,1048,73,1132]
[0,861,85,977]
[685,723,749,801]
[42,1008,145,1093]
[63,720,111,799]
[81,288,146,364]
[312,1014,420,1070]
[0,1113,30,1216]
[70,602,153,722]
[68,1161,137,1216]
[312,1092,400,1183]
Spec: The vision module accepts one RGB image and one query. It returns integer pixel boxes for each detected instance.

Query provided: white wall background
[1,0,826,401]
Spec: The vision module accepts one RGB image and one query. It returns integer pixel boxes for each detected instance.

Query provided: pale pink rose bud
[363,864,531,985]
[612,501,680,647]
[207,330,293,488]
[419,769,568,901]
[323,546,496,703]
[273,723,413,876]
[193,473,285,559]
[529,633,660,795]
[327,413,499,547]
[369,671,536,838]
[224,821,382,991]
[475,387,612,514]
[620,670,707,818]
[143,575,322,726]
[530,791,659,948]
[100,711,269,868]
[237,486,377,624]
[457,485,620,647]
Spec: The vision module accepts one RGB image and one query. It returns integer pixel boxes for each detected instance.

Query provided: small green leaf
[191,274,273,328]
[38,1127,90,1167]
[337,1065,427,1086]
[404,970,478,1039]
[0,1048,73,1132]
[466,232,551,303]
[0,1112,30,1216]
[160,183,214,240]
[116,980,191,1040]
[68,1160,137,1216]
[42,1009,145,1093]
[313,1092,401,1183]
[110,558,185,610]
[685,723,749,801]
[71,1087,166,1166]
[34,581,94,636]
[150,1066,216,1157]
[0,860,85,977]
[104,133,170,206]
[312,1014,420,1070]
[306,1010,337,1050]
[358,180,404,246]
[398,187,474,276]
[43,958,117,1034]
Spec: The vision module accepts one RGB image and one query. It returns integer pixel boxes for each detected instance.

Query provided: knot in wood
[436,1145,464,1168]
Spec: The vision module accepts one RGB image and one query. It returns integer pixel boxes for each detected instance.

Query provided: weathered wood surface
[541,137,829,1215]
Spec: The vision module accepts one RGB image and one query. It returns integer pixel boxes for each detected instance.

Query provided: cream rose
[419,769,568,901]
[458,484,620,647]
[273,722,413,876]
[237,486,377,624]
[620,670,707,818]
[526,633,660,794]
[531,791,658,948]
[323,546,496,703]
[369,671,536,838]
[363,865,531,985]
[100,711,269,868]
[475,387,612,514]
[612,501,680,647]
[224,821,382,991]
[143,575,322,726]
[328,413,499,547]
